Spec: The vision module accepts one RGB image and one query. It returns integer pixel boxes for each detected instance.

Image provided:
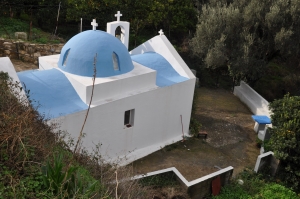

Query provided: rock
[33,52,41,58]
[237,179,244,185]
[3,42,12,50]
[27,46,35,54]
[15,32,27,40]
[0,39,5,45]
[19,50,26,55]
[4,50,10,55]
[23,54,30,62]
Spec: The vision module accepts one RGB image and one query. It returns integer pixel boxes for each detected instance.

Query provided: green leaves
[42,154,99,198]
[213,170,299,199]
[269,94,300,191]
[190,0,300,86]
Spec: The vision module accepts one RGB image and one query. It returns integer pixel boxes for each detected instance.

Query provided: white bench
[234,81,271,118]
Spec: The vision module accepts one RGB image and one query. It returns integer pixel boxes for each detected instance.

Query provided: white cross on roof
[158,29,164,36]
[115,11,122,21]
[91,19,98,30]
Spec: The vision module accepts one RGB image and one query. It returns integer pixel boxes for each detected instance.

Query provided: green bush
[213,170,299,199]
[42,154,99,198]
[252,183,299,199]
[212,185,251,199]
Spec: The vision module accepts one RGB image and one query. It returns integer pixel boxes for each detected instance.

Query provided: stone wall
[0,38,64,65]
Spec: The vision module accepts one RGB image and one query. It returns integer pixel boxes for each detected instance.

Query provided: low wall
[234,81,271,117]
[0,38,64,65]
[133,166,234,198]
[254,151,279,176]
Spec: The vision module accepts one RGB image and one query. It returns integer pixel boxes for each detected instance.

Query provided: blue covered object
[18,69,88,119]
[131,52,188,87]
[252,115,271,124]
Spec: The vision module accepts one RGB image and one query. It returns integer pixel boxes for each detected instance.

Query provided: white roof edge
[131,166,234,188]
[0,57,27,99]
[130,35,195,79]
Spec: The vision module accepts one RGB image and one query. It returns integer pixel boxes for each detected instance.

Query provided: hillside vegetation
[0,17,63,44]
[0,72,150,198]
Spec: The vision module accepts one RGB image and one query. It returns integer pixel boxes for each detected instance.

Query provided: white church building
[1,12,196,164]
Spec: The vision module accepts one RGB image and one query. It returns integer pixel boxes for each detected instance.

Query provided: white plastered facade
[42,48,195,164]
[1,14,196,165]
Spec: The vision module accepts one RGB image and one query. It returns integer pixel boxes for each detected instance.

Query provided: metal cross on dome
[91,19,98,30]
[115,11,122,21]
[158,29,164,36]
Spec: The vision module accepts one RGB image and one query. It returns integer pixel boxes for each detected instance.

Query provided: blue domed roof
[58,30,134,77]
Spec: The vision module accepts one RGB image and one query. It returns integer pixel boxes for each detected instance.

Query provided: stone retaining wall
[0,38,64,65]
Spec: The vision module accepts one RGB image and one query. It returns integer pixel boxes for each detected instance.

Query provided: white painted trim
[132,166,234,187]
[130,35,195,79]
[234,81,271,118]
[0,57,27,100]
[254,151,274,173]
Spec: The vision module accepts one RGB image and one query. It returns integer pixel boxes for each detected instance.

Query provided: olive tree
[190,0,300,87]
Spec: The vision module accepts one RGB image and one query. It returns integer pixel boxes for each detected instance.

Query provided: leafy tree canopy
[190,0,300,86]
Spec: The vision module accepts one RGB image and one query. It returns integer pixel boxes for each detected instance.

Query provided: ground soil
[132,87,260,181]
[10,58,38,72]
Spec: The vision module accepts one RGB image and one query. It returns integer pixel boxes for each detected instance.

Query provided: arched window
[63,48,70,66]
[115,26,122,40]
[112,52,120,71]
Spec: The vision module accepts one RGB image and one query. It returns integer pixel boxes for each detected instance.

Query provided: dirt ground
[132,87,260,181]
[10,59,38,72]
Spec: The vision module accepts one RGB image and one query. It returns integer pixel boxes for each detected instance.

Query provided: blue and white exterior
[1,16,195,164]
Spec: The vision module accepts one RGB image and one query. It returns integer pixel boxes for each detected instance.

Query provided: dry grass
[0,73,56,170]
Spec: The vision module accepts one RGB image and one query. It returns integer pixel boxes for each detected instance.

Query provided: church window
[124,109,134,128]
[112,52,120,71]
[115,26,122,40]
[63,49,70,66]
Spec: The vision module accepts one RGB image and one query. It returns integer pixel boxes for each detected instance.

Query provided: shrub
[269,94,300,191]
[252,183,299,199]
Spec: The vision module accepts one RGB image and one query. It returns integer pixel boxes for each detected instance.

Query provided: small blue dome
[58,30,134,77]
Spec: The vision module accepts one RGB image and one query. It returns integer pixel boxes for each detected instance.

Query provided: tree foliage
[269,94,300,191]
[1,0,197,47]
[190,0,300,86]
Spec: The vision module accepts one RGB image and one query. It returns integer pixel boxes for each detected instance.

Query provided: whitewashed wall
[52,78,195,164]
[234,81,271,117]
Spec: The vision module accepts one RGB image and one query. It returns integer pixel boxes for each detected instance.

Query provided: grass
[139,172,180,187]
[0,17,62,44]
